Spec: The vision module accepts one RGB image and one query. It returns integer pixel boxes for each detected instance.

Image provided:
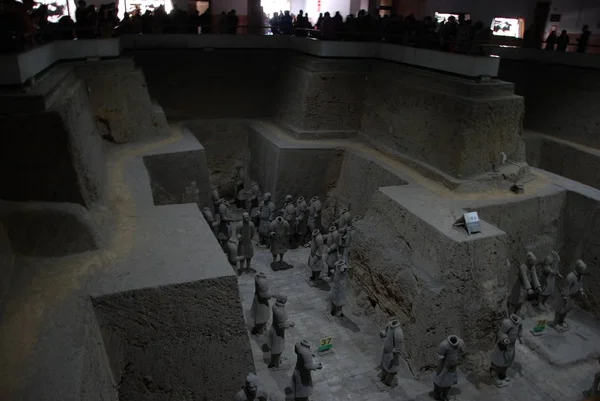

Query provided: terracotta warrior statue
[490,314,522,387]
[324,226,340,277]
[225,235,243,273]
[307,196,323,235]
[338,223,355,264]
[217,198,233,250]
[308,229,324,283]
[433,335,466,401]
[552,259,587,332]
[212,186,221,216]
[237,212,257,275]
[330,260,349,317]
[507,252,541,316]
[201,206,219,238]
[248,181,261,210]
[379,319,405,386]
[250,272,277,335]
[269,216,290,265]
[336,207,352,229]
[257,193,276,247]
[537,251,562,309]
[268,294,295,369]
[292,340,322,401]
[233,163,245,198]
[234,373,269,401]
[296,196,309,247]
[282,195,298,248]
[583,357,600,399]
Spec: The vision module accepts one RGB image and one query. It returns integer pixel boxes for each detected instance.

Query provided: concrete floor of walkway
[236,245,599,401]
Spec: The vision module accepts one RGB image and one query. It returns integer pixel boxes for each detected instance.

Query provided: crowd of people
[540,25,591,53]
[0,0,595,56]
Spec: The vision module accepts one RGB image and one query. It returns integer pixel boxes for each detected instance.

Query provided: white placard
[464,212,481,235]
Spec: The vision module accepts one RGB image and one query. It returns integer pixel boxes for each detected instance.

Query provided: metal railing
[1,22,598,56]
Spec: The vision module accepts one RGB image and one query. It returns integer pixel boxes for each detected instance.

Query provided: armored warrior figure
[330,260,349,317]
[234,373,269,401]
[507,252,541,316]
[324,226,340,277]
[248,181,262,226]
[537,251,562,309]
[212,186,221,216]
[201,206,219,238]
[308,229,324,282]
[336,207,352,230]
[269,216,290,265]
[379,320,405,386]
[292,340,322,401]
[217,198,233,250]
[552,259,587,331]
[433,335,466,401]
[338,223,355,264]
[225,235,242,273]
[490,314,523,387]
[257,193,276,248]
[233,163,245,198]
[267,294,295,368]
[282,195,298,248]
[250,272,277,335]
[237,212,257,275]
[307,196,323,235]
[296,196,309,246]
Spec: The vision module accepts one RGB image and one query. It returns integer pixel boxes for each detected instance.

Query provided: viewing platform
[0,34,501,86]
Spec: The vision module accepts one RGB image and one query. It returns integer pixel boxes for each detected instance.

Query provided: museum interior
[1,0,600,400]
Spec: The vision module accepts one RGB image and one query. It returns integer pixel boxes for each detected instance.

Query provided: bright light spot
[434,12,458,24]
[491,17,524,38]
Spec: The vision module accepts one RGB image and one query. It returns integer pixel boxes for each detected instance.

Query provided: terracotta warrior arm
[519,264,532,290]
[435,343,447,375]
[497,320,511,343]
[304,355,321,370]
[530,265,541,289]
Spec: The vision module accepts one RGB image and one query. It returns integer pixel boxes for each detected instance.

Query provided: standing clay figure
[307,196,323,235]
[233,163,245,197]
[292,340,323,401]
[330,260,349,317]
[324,226,340,277]
[248,181,261,208]
[237,212,257,275]
[537,251,562,309]
[433,335,466,401]
[269,216,291,269]
[267,294,295,369]
[234,373,269,401]
[490,314,522,387]
[258,193,276,248]
[379,320,405,386]
[217,199,233,250]
[250,272,277,335]
[296,196,309,246]
[225,235,242,273]
[308,229,324,283]
[552,259,587,332]
[507,252,541,316]
[338,223,355,263]
[282,195,298,248]
[336,207,352,229]
[582,357,600,399]
[202,206,219,238]
[212,186,221,215]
